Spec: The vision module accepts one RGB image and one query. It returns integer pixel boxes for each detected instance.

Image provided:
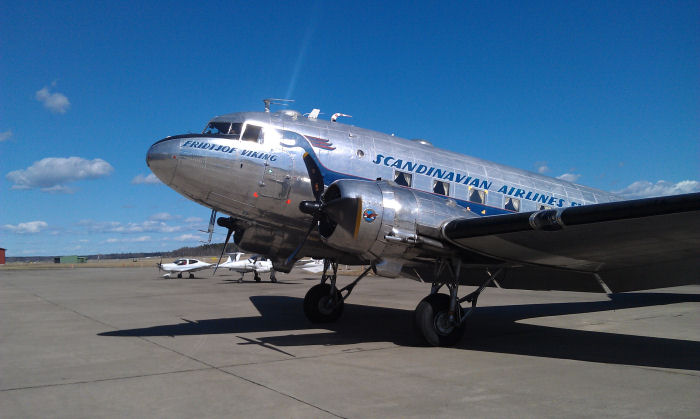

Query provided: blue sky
[1,1,698,256]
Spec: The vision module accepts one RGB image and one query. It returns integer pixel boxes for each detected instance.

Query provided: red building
[0,248,5,265]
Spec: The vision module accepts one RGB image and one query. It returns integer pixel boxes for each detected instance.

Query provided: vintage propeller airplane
[146,99,700,346]
[157,258,213,279]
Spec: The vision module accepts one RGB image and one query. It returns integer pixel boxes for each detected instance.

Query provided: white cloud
[103,236,152,244]
[149,212,174,221]
[35,86,70,114]
[614,180,700,198]
[184,216,203,223]
[534,161,549,174]
[3,221,48,234]
[174,234,202,241]
[6,157,114,192]
[557,173,581,183]
[132,173,162,184]
[0,130,12,142]
[41,185,75,194]
[79,219,184,234]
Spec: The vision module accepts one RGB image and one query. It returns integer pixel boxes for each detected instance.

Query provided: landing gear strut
[303,260,372,323]
[414,260,502,346]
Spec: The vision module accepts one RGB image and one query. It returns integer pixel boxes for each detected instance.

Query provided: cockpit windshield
[202,122,243,137]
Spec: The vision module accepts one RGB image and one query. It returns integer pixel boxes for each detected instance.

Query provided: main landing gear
[300,258,500,347]
[413,260,502,346]
[303,260,372,323]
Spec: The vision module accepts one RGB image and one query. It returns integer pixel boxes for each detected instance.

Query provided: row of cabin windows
[394,170,553,212]
[205,124,559,213]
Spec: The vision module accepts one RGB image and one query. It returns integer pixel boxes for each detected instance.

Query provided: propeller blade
[285,214,319,265]
[213,228,233,276]
[284,151,326,264]
[303,153,324,202]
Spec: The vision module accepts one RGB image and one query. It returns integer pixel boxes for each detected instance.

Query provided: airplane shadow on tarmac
[100,292,700,371]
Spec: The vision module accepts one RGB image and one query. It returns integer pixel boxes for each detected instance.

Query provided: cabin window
[188,259,198,264]
[175,259,187,266]
[504,197,520,212]
[394,171,412,187]
[539,204,552,210]
[433,180,449,196]
[241,124,263,143]
[356,149,365,158]
[468,187,485,204]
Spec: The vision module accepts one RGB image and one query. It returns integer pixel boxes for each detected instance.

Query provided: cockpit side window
[203,122,229,135]
[229,123,242,137]
[241,124,263,143]
[202,122,243,137]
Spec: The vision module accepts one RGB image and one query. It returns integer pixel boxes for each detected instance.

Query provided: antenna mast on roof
[263,98,294,112]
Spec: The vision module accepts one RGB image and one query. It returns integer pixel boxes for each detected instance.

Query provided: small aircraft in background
[296,258,325,273]
[157,258,213,279]
[216,252,276,283]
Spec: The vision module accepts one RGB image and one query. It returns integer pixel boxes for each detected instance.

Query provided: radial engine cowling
[319,179,474,274]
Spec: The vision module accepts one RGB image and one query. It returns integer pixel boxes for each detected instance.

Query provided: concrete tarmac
[1,267,698,418]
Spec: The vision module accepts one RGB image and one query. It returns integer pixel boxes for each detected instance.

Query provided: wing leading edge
[441,193,700,292]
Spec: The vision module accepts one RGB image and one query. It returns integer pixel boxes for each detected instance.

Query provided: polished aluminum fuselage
[146,110,619,265]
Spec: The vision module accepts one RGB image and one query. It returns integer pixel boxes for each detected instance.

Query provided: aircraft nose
[146,138,179,184]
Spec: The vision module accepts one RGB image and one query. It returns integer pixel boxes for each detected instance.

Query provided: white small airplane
[297,258,325,273]
[157,258,213,279]
[216,252,276,283]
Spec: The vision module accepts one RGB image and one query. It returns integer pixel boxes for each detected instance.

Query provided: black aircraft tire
[303,284,344,323]
[413,293,466,347]
[254,275,261,282]
[177,273,182,279]
[189,273,194,279]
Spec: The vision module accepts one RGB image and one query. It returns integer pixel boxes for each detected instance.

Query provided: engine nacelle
[319,179,474,275]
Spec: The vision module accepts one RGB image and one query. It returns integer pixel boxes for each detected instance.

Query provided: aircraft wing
[440,192,700,293]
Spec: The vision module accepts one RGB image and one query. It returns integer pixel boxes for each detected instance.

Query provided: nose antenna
[263,98,294,112]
